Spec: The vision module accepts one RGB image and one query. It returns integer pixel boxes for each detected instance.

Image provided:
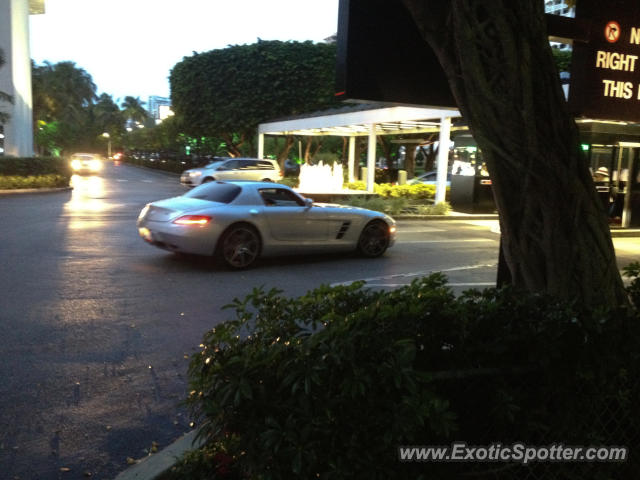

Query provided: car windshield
[183,182,242,203]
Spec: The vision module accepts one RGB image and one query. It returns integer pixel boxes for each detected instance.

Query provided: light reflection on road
[66,175,107,213]
[64,175,110,231]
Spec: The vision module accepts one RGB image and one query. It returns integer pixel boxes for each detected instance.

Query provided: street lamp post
[102,132,111,158]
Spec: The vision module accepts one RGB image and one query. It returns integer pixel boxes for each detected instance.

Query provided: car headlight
[90,159,102,171]
[71,159,82,170]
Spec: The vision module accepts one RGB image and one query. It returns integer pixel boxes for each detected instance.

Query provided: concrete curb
[114,429,204,480]
[395,214,498,221]
[0,186,72,195]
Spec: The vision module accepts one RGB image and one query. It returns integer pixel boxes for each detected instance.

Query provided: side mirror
[304,198,313,209]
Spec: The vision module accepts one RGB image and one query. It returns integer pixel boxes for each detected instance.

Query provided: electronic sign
[569,0,640,121]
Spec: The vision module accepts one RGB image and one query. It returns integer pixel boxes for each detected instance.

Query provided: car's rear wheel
[357,220,390,257]
[218,224,261,268]
[202,177,215,183]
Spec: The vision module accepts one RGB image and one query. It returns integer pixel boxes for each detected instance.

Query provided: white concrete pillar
[0,0,34,157]
[366,124,376,193]
[257,133,265,159]
[348,136,355,183]
[435,117,451,204]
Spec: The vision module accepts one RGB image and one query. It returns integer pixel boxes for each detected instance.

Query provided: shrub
[182,271,640,480]
[344,181,366,191]
[0,157,71,189]
[277,177,298,188]
[0,174,69,189]
[413,202,452,215]
[333,195,407,215]
[0,156,71,176]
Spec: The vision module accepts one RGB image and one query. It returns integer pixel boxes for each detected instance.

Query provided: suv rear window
[256,160,275,170]
[183,182,242,203]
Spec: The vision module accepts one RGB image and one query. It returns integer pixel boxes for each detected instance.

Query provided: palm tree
[121,96,149,127]
[0,49,14,124]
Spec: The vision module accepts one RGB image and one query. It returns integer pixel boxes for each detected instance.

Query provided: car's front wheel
[218,224,261,268]
[357,220,390,257]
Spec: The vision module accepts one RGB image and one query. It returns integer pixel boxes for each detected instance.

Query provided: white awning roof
[259,104,461,137]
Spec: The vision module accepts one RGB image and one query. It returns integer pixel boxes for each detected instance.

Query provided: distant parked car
[180,158,283,187]
[137,181,396,268]
[284,159,301,176]
[69,153,103,174]
[408,170,451,186]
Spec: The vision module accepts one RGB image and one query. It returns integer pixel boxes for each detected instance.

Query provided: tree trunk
[404,143,416,178]
[402,0,627,308]
[276,135,295,171]
[377,136,393,168]
[222,133,244,157]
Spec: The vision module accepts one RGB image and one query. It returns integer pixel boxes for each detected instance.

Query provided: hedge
[165,267,640,480]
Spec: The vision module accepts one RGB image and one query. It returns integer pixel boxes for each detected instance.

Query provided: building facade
[147,95,173,123]
[0,0,43,157]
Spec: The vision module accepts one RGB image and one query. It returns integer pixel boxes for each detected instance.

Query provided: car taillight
[173,215,212,225]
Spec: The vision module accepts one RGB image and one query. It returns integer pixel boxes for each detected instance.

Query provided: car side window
[219,160,240,170]
[259,188,305,207]
[241,160,260,170]
[257,161,275,170]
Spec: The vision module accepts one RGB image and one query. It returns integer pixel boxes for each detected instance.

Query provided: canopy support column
[366,124,377,193]
[258,133,265,159]
[348,136,356,183]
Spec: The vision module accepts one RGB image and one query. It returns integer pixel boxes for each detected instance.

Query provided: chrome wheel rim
[222,227,260,268]
[359,222,389,257]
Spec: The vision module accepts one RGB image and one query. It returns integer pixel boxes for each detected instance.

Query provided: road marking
[330,263,497,287]
[141,180,154,183]
[116,179,129,182]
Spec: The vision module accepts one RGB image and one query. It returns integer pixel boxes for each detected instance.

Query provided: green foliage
[0,174,69,189]
[276,177,298,188]
[413,202,452,215]
[183,273,640,479]
[344,182,437,200]
[334,195,408,216]
[623,261,640,308]
[552,48,572,72]
[0,156,71,176]
[121,96,149,124]
[170,40,338,141]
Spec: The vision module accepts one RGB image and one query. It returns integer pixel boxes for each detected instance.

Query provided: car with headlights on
[137,181,396,268]
[69,153,103,174]
[180,158,283,187]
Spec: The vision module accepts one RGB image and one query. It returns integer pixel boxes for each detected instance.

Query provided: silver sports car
[137,181,396,268]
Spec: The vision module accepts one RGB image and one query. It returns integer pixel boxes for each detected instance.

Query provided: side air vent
[336,221,351,239]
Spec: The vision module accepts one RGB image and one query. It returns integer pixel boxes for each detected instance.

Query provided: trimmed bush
[344,182,438,200]
[0,157,71,189]
[0,174,69,189]
[178,271,640,480]
[0,156,71,176]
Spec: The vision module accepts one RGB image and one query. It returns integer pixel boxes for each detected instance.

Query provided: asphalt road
[0,161,636,480]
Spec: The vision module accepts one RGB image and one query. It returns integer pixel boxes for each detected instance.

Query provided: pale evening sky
[29,0,339,104]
